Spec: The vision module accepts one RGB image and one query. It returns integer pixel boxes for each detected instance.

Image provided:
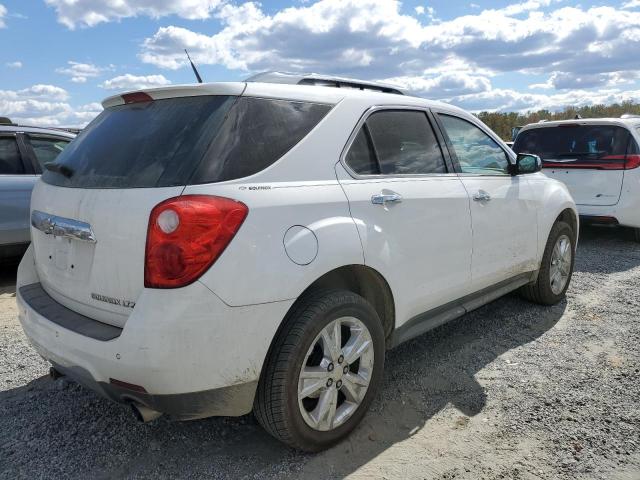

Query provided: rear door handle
[371,192,403,205]
[472,191,491,202]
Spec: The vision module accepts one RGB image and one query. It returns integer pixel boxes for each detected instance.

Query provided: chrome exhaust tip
[131,403,163,423]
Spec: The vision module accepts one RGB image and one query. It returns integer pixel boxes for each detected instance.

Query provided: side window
[194,97,332,183]
[345,110,447,175]
[0,136,25,175]
[439,114,510,175]
[345,128,378,175]
[27,136,70,170]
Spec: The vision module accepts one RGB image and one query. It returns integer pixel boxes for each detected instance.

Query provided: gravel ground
[1,226,639,480]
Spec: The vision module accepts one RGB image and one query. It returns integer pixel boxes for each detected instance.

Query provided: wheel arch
[260,265,395,374]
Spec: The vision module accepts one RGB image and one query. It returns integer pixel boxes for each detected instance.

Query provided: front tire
[521,221,575,305]
[254,289,385,451]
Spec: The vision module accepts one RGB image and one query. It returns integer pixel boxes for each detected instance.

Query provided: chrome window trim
[31,210,97,243]
[339,105,458,180]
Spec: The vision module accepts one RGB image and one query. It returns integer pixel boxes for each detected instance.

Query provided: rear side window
[345,110,447,175]
[192,97,332,183]
[27,135,71,170]
[0,136,24,175]
[439,114,509,175]
[42,96,330,188]
[513,125,636,167]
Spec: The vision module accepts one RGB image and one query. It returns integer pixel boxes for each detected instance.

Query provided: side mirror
[510,153,542,175]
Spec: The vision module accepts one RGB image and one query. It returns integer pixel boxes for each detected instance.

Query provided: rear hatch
[31,90,239,327]
[514,123,639,206]
[30,85,334,327]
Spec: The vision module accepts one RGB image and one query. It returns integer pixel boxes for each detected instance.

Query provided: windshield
[42,95,235,188]
[513,125,636,167]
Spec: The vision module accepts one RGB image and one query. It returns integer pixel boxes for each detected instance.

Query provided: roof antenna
[184,49,203,84]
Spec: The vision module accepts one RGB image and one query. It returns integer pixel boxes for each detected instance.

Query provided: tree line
[476,101,640,140]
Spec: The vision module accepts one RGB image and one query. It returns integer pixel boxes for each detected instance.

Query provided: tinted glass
[439,114,509,175]
[193,97,331,183]
[43,96,236,188]
[27,136,70,170]
[365,110,446,175]
[345,127,379,174]
[514,125,635,166]
[0,136,24,174]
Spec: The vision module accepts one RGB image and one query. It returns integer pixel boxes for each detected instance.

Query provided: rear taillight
[624,154,640,169]
[144,195,248,289]
[543,154,640,170]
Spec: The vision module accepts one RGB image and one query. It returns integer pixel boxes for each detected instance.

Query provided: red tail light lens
[543,154,640,170]
[122,92,153,104]
[624,154,640,169]
[144,195,248,289]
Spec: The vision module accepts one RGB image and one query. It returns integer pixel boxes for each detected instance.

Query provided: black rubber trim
[390,271,536,348]
[19,283,122,341]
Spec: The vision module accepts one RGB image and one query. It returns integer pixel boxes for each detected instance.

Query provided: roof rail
[244,71,406,95]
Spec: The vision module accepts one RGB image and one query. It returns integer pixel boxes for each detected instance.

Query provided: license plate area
[36,234,95,282]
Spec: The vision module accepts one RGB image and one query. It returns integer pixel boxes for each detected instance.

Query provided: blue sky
[1,0,640,126]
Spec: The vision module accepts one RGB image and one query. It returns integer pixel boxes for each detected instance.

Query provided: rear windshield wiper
[44,162,74,178]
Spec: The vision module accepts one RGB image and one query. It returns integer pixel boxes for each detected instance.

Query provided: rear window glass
[513,125,637,166]
[192,97,332,183]
[42,95,331,188]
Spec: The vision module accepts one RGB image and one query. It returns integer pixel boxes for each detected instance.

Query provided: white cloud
[415,6,425,15]
[5,61,22,69]
[0,4,7,28]
[45,0,223,29]
[56,61,111,83]
[623,1,640,9]
[448,87,640,113]
[100,74,172,90]
[0,84,100,127]
[383,72,491,98]
[139,1,640,95]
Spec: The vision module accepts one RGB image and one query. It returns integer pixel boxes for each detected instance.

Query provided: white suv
[514,117,640,240]
[17,75,578,451]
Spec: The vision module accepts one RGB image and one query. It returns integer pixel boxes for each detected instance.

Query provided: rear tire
[521,221,575,305]
[254,289,385,452]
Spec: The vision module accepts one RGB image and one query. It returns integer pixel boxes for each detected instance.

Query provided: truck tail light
[144,195,248,289]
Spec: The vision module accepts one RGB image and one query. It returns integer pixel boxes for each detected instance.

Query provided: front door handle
[371,192,403,205]
[472,191,492,202]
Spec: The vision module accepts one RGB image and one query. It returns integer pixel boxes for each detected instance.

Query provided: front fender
[532,174,579,264]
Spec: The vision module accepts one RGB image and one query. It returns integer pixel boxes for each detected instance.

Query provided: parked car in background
[0,118,75,261]
[514,116,640,241]
[17,75,577,451]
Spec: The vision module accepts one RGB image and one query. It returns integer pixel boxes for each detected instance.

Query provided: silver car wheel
[297,316,375,431]
[550,234,572,295]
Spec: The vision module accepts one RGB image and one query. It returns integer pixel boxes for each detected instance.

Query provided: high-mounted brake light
[122,92,154,104]
[144,195,248,289]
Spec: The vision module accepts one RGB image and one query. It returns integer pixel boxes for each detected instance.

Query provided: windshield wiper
[44,162,74,178]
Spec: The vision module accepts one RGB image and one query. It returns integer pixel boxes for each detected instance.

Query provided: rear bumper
[576,203,640,229]
[16,245,294,419]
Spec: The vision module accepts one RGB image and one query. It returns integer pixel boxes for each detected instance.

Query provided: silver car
[0,118,75,261]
